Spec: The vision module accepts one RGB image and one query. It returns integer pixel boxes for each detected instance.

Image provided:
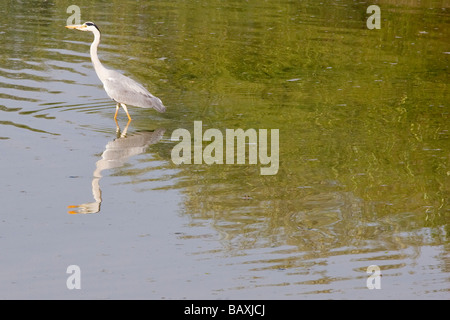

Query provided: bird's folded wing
[103,73,166,112]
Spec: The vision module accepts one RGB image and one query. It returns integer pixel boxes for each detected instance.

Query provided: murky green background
[0,0,448,299]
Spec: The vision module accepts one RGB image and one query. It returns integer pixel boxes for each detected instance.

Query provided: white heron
[65,21,166,121]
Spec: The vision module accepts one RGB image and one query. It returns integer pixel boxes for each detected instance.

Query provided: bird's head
[65,21,100,32]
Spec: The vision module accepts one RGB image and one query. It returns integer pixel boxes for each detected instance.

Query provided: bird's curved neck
[90,29,108,79]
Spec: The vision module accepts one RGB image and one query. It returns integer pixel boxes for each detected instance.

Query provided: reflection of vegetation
[1,1,448,253]
[150,0,448,251]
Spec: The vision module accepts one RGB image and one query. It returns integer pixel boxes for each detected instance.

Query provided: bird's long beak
[65,24,85,30]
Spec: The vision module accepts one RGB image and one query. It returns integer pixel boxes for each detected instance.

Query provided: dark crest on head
[85,21,100,32]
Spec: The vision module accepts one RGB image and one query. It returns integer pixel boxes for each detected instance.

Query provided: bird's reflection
[68,121,165,214]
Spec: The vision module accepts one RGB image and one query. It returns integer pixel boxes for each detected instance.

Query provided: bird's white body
[102,69,165,113]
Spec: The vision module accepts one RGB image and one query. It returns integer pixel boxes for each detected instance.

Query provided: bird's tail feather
[150,95,166,113]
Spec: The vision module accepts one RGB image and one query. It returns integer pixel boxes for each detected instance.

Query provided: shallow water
[0,0,448,299]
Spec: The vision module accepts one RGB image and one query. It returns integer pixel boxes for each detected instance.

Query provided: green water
[0,0,448,299]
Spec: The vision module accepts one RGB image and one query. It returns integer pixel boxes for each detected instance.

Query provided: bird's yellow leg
[121,103,132,121]
[114,103,120,120]
[122,103,132,121]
